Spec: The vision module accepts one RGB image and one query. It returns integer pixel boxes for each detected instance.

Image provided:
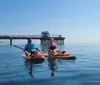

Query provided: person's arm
[35,48,40,52]
[24,45,27,51]
[24,44,31,56]
[33,44,40,52]
[53,42,58,50]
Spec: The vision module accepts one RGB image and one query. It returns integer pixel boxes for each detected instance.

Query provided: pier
[0,31,65,45]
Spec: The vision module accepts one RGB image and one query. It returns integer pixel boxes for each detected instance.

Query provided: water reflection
[24,59,44,78]
[48,57,58,77]
[48,58,75,77]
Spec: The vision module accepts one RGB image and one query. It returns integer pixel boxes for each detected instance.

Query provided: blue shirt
[25,44,37,53]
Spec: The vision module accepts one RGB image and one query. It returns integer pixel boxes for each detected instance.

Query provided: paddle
[13,45,41,54]
[13,45,26,52]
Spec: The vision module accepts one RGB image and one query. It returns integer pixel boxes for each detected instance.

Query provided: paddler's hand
[25,51,31,56]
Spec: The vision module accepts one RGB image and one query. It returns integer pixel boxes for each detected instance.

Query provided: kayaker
[48,38,58,56]
[48,38,66,57]
[24,39,40,57]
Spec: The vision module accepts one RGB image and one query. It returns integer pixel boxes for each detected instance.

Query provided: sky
[0,0,100,43]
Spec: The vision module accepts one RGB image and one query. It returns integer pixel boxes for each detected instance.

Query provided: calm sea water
[0,43,100,85]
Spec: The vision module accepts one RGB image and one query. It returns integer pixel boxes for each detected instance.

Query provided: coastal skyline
[0,0,100,43]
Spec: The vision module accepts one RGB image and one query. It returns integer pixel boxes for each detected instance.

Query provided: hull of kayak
[52,56,76,60]
[25,58,45,64]
[24,57,45,61]
[23,54,45,64]
[43,54,76,60]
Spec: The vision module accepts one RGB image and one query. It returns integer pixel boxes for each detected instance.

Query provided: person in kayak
[48,38,66,57]
[24,39,40,57]
[48,38,58,57]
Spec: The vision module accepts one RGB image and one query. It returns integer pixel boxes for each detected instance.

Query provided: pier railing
[0,35,64,39]
[0,35,65,45]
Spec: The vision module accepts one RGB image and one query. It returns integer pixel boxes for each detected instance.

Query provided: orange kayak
[43,54,76,60]
[23,54,45,61]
